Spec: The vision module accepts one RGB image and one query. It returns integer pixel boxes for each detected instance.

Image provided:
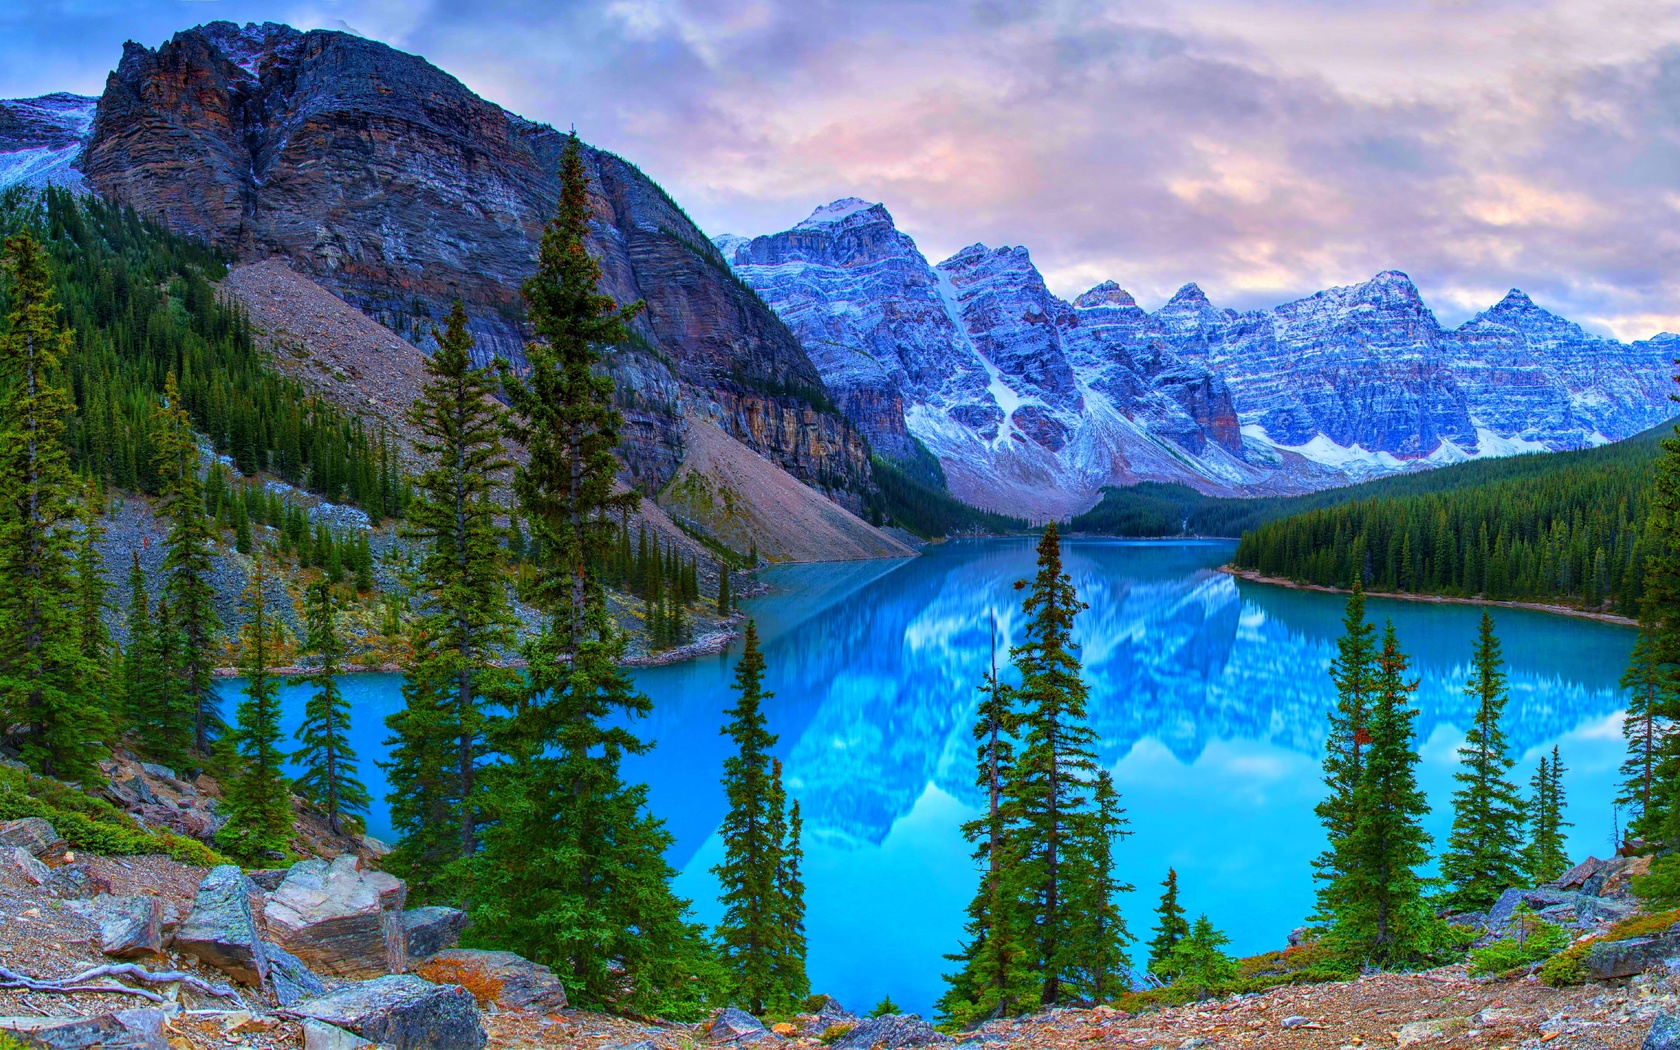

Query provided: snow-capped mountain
[720,200,1270,518]
[721,199,1680,514]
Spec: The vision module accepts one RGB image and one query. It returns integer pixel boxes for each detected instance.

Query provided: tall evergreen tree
[1314,580,1377,922]
[154,372,221,757]
[122,554,159,746]
[73,480,110,697]
[0,231,100,778]
[1439,613,1526,911]
[1147,868,1191,975]
[387,300,516,898]
[1523,748,1572,884]
[941,614,1033,1023]
[712,622,807,1013]
[293,579,368,836]
[1325,623,1442,967]
[1635,412,1680,842]
[219,555,291,861]
[471,134,715,1017]
[1005,524,1130,1005]
[1619,630,1669,840]
[717,563,732,615]
[771,762,809,1007]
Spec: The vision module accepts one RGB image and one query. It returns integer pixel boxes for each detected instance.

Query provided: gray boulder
[5,845,48,885]
[403,906,467,961]
[302,1018,380,1050]
[248,869,290,892]
[0,1008,169,1049]
[706,1007,771,1043]
[269,943,330,1007]
[1586,922,1680,979]
[811,994,854,1021]
[831,1014,952,1049]
[265,855,408,978]
[1488,887,1579,928]
[414,949,567,1012]
[71,894,167,958]
[290,975,485,1050]
[0,817,65,861]
[175,864,270,987]
[1648,1007,1680,1050]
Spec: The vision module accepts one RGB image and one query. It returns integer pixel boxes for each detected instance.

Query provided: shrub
[819,1022,856,1044]
[871,995,900,1017]
[1537,907,1680,986]
[0,766,224,866]
[1634,855,1680,909]
[1162,915,1240,993]
[1467,909,1570,976]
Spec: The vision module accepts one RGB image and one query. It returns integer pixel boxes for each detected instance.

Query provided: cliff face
[79,21,869,505]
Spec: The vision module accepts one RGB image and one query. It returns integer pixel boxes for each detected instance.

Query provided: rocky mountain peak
[795,197,891,230]
[1165,282,1211,307]
[1073,281,1139,310]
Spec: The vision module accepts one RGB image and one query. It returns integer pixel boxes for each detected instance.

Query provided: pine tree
[73,481,111,693]
[1619,630,1669,841]
[1005,524,1129,1005]
[717,563,732,615]
[1064,769,1131,1001]
[154,372,221,757]
[1326,623,1442,967]
[122,554,159,747]
[1523,748,1572,884]
[1439,612,1526,911]
[1314,580,1377,923]
[471,134,716,1017]
[1147,868,1191,975]
[219,555,292,861]
[387,300,517,900]
[0,231,101,778]
[771,765,809,1006]
[1635,414,1680,842]
[712,622,807,1013]
[293,579,368,836]
[1160,915,1238,993]
[941,614,1034,1023]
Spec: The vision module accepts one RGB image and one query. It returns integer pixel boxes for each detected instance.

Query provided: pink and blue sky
[5,0,1677,337]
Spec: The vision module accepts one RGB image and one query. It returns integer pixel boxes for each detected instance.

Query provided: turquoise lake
[236,538,1637,1016]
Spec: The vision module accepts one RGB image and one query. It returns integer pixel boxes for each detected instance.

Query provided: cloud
[0,0,1676,335]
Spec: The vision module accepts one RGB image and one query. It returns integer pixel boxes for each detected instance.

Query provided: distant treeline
[6,187,404,520]
[869,451,1027,538]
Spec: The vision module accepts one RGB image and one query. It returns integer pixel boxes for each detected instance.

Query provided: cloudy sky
[4,0,1678,337]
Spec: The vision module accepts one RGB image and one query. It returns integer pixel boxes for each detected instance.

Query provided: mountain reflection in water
[243,539,1635,1017]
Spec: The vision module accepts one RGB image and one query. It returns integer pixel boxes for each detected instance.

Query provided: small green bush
[1467,911,1570,977]
[1539,906,1680,986]
[819,1022,856,1044]
[870,994,900,1017]
[1634,855,1680,909]
[0,765,225,866]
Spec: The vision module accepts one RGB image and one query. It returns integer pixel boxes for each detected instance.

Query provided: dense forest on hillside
[1230,435,1666,612]
[3,187,403,519]
[1072,423,1671,541]
[868,453,1027,538]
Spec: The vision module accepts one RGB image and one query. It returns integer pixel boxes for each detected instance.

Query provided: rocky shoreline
[1220,566,1638,627]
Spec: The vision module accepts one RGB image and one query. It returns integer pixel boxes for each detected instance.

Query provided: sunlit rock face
[64,21,869,503]
[724,201,1680,513]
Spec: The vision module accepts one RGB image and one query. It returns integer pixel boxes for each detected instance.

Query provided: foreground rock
[290,974,485,1050]
[705,1007,771,1043]
[67,894,169,958]
[269,943,330,1007]
[266,854,408,978]
[403,906,467,961]
[831,1014,952,1049]
[1588,921,1680,979]
[415,949,568,1012]
[302,1018,379,1050]
[174,864,270,987]
[0,817,66,861]
[0,1007,169,1049]
[5,844,49,885]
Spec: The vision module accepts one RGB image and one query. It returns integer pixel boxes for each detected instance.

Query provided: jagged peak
[1496,288,1534,308]
[795,197,891,230]
[1074,281,1138,310]
[1164,282,1211,308]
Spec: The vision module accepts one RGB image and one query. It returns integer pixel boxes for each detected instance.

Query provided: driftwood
[0,962,240,1004]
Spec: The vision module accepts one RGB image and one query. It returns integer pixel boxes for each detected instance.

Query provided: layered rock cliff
[70,21,869,506]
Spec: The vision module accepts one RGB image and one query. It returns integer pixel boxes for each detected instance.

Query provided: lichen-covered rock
[268,943,329,1007]
[174,864,269,987]
[1585,923,1680,979]
[69,894,166,958]
[302,1018,378,1050]
[705,1008,771,1044]
[42,863,112,900]
[403,906,467,961]
[0,1007,169,1049]
[291,974,485,1050]
[265,854,407,978]
[415,949,567,1012]
[830,1014,952,1049]
[0,817,65,861]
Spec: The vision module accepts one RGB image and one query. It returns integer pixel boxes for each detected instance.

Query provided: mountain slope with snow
[722,199,1680,517]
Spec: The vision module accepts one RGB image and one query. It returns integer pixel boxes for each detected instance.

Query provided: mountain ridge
[719,199,1679,516]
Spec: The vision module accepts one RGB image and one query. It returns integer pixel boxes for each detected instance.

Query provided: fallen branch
[0,963,241,1004]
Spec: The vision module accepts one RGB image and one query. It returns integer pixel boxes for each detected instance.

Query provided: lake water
[237,538,1637,1016]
